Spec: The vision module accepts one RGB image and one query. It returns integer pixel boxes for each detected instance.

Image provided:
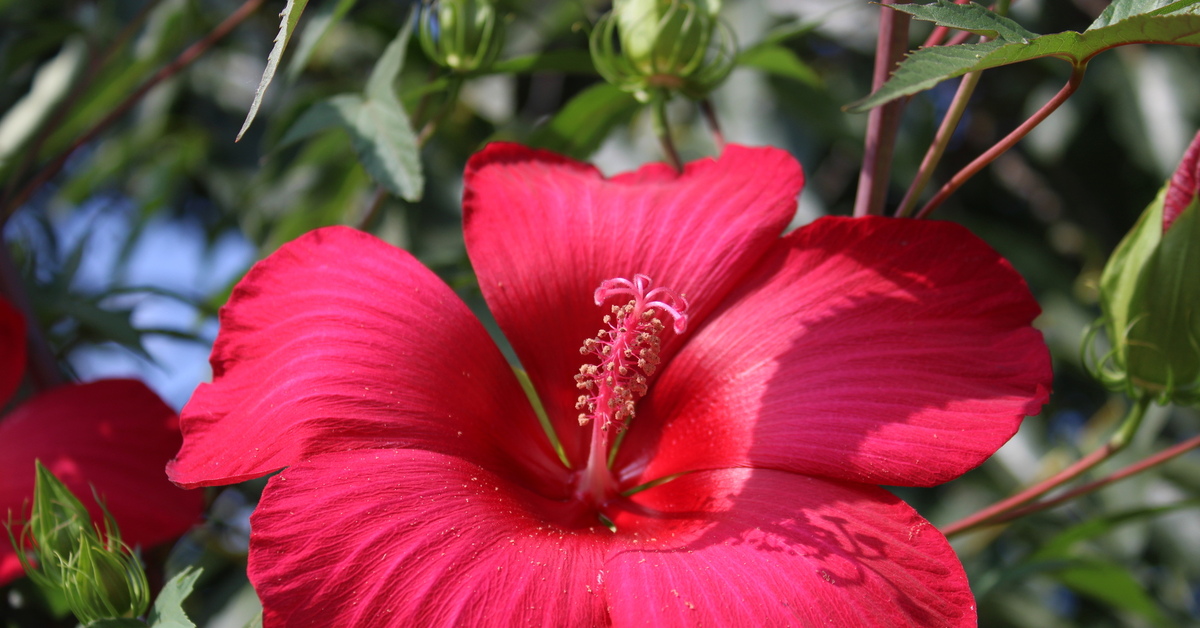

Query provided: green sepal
[1098,186,1200,404]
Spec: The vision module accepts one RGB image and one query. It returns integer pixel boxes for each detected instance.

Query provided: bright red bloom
[0,297,203,585]
[168,144,1051,627]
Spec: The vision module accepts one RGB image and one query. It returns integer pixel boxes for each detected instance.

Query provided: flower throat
[573,274,687,508]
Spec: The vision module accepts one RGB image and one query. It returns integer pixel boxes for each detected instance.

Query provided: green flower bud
[1094,131,1200,405]
[590,0,737,102]
[418,0,505,73]
[6,461,150,623]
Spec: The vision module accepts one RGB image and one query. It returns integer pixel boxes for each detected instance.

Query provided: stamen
[575,275,688,433]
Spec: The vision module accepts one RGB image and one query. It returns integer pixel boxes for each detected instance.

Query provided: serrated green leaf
[1089,0,1200,29]
[274,98,348,149]
[285,0,358,80]
[847,10,1200,112]
[892,0,1038,42]
[236,0,310,141]
[527,83,641,160]
[346,96,422,201]
[738,43,821,85]
[366,13,413,106]
[145,567,203,628]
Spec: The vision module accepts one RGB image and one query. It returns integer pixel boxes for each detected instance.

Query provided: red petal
[248,449,610,627]
[0,380,203,586]
[1164,129,1200,231]
[463,143,804,466]
[0,297,25,407]
[621,216,1051,487]
[608,468,975,627]
[248,450,972,627]
[168,227,561,491]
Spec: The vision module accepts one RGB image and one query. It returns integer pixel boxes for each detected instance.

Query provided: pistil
[573,275,687,508]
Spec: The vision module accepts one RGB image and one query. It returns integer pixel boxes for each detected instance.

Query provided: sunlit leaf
[847,0,1200,112]
[145,566,203,628]
[527,83,641,159]
[236,0,311,141]
[738,44,821,85]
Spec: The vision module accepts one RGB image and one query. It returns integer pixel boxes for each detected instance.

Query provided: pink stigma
[593,274,689,334]
[575,275,688,434]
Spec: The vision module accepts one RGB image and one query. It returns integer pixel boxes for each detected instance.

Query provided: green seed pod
[7,461,150,623]
[1094,131,1200,405]
[590,0,737,102]
[418,0,506,73]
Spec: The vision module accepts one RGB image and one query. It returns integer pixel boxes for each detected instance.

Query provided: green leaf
[1051,559,1172,626]
[847,4,1200,112]
[1089,0,1200,29]
[350,96,422,201]
[236,0,311,141]
[275,97,352,149]
[738,44,821,85]
[145,567,203,628]
[366,15,412,106]
[527,83,641,159]
[285,0,358,80]
[891,0,1038,42]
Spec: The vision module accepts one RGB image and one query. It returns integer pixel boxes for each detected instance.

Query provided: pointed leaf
[890,0,1038,42]
[365,14,413,106]
[1089,0,1200,29]
[146,567,202,628]
[738,43,821,85]
[527,83,641,159]
[848,7,1200,112]
[237,0,310,141]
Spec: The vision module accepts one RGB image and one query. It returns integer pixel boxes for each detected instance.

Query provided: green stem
[941,393,1152,537]
[897,70,981,217]
[914,63,1086,220]
[651,91,682,171]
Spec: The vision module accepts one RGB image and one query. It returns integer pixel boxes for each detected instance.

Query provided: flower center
[572,274,687,511]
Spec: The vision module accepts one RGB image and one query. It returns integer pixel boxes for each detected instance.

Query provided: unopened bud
[590,0,736,102]
[418,0,506,73]
[1093,130,1200,404]
[6,461,150,624]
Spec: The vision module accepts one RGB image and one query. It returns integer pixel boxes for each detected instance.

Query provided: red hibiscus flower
[0,297,203,585]
[168,144,1051,626]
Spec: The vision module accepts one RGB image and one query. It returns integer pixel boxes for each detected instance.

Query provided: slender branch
[914,63,1086,220]
[699,98,726,152]
[853,0,911,217]
[651,91,683,172]
[0,0,266,225]
[986,433,1200,526]
[942,394,1151,537]
[0,245,62,390]
[2,0,163,206]
[897,70,981,217]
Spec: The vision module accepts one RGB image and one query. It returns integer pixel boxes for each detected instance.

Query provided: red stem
[0,0,266,225]
[914,64,1086,220]
[942,394,1150,537]
[700,99,726,151]
[853,0,911,217]
[975,434,1200,528]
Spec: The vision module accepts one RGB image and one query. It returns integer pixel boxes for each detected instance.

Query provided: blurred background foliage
[1,0,1199,626]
